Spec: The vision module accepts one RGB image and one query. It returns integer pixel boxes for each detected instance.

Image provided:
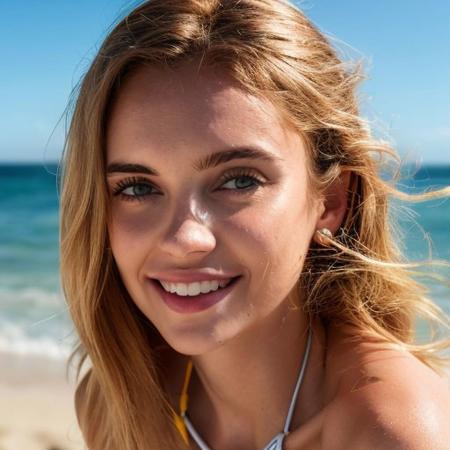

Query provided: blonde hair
[59,0,449,449]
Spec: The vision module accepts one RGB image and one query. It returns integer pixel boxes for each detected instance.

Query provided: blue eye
[112,176,157,202]
[218,171,265,192]
[122,184,153,196]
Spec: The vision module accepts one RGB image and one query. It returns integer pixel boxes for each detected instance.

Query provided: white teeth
[187,282,201,296]
[159,278,233,296]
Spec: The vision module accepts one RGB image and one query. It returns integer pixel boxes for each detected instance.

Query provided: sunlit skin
[105,63,449,449]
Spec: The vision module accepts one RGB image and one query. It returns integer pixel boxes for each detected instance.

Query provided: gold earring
[314,228,333,246]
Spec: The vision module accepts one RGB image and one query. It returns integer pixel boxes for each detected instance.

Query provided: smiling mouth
[149,275,242,314]
[153,276,241,297]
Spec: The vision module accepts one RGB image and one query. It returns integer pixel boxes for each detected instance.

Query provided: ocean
[0,162,449,361]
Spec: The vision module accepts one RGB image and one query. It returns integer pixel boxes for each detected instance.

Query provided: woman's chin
[164,335,221,356]
[159,324,237,357]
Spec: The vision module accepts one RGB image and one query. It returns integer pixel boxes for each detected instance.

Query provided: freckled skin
[106,63,322,356]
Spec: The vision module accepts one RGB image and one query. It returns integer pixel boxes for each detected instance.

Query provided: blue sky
[0,0,449,163]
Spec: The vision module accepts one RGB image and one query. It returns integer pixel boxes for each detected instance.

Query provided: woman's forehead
[106,63,306,165]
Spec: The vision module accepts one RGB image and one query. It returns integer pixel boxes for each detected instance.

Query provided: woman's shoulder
[320,325,450,450]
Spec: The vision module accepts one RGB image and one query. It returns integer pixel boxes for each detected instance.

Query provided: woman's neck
[187,302,327,449]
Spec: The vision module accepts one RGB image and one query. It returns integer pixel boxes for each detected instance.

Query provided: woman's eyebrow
[106,146,283,176]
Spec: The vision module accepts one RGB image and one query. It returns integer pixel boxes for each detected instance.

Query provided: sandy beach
[0,351,85,450]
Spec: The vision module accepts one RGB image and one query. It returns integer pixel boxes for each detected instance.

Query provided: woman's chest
[182,410,327,450]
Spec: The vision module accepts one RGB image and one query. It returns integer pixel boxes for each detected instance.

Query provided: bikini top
[173,327,312,450]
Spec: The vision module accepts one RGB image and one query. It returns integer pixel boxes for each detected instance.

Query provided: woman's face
[106,63,324,355]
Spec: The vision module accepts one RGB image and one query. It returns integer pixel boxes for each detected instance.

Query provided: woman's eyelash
[112,176,156,202]
[217,169,265,192]
[111,169,266,202]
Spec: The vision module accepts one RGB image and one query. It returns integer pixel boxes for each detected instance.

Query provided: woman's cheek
[107,212,152,280]
[109,206,158,243]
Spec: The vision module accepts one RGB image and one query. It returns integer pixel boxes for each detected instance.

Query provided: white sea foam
[0,287,78,360]
[0,322,74,360]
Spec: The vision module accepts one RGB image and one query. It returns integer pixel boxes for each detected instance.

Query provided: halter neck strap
[283,327,312,433]
[177,327,313,449]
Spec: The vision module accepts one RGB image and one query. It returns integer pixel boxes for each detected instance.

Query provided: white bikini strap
[283,326,313,434]
[182,326,313,450]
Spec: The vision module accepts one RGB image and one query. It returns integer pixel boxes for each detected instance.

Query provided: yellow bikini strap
[173,359,193,445]
[179,359,193,415]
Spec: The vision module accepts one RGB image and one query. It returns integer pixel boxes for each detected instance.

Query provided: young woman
[60,0,450,449]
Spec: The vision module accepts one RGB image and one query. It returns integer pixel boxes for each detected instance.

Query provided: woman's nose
[158,217,216,258]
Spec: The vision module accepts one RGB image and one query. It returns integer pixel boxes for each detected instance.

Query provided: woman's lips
[149,276,241,314]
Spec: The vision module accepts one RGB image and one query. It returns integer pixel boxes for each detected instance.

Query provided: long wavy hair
[59,0,450,448]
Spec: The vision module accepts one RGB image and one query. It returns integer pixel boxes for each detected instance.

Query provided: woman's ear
[315,170,351,234]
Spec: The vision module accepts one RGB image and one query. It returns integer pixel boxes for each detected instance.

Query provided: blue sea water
[0,162,449,360]
[0,163,75,359]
